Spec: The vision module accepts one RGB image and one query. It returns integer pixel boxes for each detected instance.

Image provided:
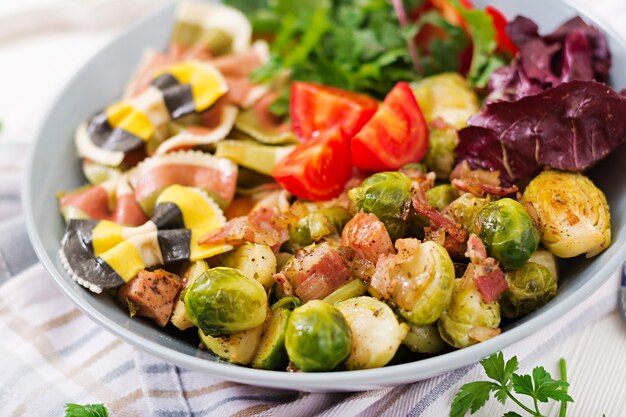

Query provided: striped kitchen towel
[0,141,622,417]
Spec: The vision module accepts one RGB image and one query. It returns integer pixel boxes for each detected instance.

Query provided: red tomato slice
[271,128,352,201]
[290,82,378,141]
[351,82,429,172]
[485,6,518,56]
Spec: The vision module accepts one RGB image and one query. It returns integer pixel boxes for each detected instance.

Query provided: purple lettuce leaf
[456,126,539,185]
[457,81,626,184]
[486,16,612,103]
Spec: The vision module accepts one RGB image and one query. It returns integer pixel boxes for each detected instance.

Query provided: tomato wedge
[290,82,378,141]
[485,6,518,56]
[351,82,429,172]
[271,128,352,201]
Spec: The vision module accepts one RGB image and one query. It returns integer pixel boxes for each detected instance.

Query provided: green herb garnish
[64,403,109,417]
[451,353,573,417]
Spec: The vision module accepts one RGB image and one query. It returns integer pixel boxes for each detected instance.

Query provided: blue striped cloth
[0,141,621,417]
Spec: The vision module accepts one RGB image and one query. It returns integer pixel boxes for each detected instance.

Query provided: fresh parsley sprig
[451,353,573,417]
[64,403,108,417]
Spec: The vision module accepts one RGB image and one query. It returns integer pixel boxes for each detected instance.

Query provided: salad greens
[225,0,503,111]
[451,353,573,417]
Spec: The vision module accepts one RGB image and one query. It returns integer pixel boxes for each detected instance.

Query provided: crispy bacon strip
[198,207,290,248]
[450,160,501,186]
[412,194,467,243]
[451,178,518,197]
[465,234,508,303]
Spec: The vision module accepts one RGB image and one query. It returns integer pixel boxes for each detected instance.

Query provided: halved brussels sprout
[426,184,459,211]
[271,296,303,312]
[438,279,501,349]
[521,171,611,258]
[335,297,408,370]
[446,193,490,230]
[348,172,412,240]
[184,267,268,336]
[501,250,558,319]
[199,324,263,365]
[423,125,457,180]
[285,300,351,371]
[410,72,479,129]
[221,243,277,291]
[371,239,455,326]
[289,207,352,249]
[402,322,448,354]
[171,260,209,331]
[472,198,539,269]
[251,308,291,370]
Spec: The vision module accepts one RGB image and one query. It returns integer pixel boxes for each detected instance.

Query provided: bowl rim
[22,0,626,390]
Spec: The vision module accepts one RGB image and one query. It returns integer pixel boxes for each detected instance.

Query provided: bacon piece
[450,160,500,186]
[273,271,294,297]
[291,243,352,301]
[412,194,467,242]
[451,178,518,197]
[466,234,488,261]
[118,269,182,327]
[464,234,508,303]
[474,268,508,303]
[198,207,290,248]
[341,213,394,265]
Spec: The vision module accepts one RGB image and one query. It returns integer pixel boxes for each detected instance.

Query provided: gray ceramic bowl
[23,0,626,391]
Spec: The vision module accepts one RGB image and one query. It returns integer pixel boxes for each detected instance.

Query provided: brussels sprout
[222,243,277,291]
[199,324,263,365]
[271,296,303,312]
[410,72,479,129]
[171,260,209,330]
[335,297,408,370]
[289,207,351,248]
[251,308,291,370]
[446,193,490,230]
[372,239,455,326]
[348,172,412,240]
[323,279,368,305]
[423,126,457,180]
[521,171,611,258]
[472,198,539,269]
[501,250,558,319]
[285,300,351,371]
[402,163,429,173]
[184,267,268,336]
[426,184,459,211]
[438,279,501,349]
[402,322,448,354]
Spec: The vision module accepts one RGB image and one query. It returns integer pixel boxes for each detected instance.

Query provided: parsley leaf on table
[64,403,108,417]
[451,353,573,417]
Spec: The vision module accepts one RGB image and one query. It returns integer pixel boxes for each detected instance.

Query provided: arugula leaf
[503,412,524,417]
[64,404,108,417]
[450,381,495,417]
